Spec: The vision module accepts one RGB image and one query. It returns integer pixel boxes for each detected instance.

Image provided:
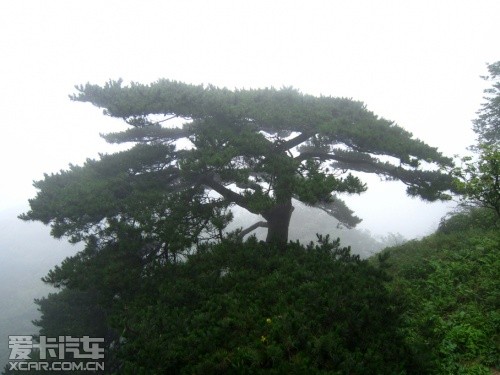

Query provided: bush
[376,219,500,374]
[437,207,497,234]
[115,237,420,374]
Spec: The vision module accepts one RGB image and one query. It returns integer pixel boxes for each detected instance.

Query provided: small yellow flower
[266,318,272,324]
[260,335,267,343]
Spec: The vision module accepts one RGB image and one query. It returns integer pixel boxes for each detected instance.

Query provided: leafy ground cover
[373,208,499,374]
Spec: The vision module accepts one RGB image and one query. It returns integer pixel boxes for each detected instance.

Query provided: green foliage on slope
[3,236,424,374]
[373,208,499,374]
[114,237,420,374]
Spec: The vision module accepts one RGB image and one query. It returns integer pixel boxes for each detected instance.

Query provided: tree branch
[296,150,396,175]
[154,114,178,125]
[237,221,268,239]
[297,150,453,200]
[200,173,260,215]
[102,125,190,144]
[278,132,314,151]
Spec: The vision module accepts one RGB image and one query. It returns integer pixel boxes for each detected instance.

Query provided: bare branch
[277,132,314,151]
[238,221,268,239]
[154,114,178,124]
[200,173,259,215]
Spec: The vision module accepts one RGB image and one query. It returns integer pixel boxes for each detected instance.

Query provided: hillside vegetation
[372,207,499,374]
[2,209,498,374]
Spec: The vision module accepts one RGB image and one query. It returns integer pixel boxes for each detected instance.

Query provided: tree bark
[263,202,294,243]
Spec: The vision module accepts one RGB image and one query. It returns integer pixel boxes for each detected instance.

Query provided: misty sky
[1,0,499,238]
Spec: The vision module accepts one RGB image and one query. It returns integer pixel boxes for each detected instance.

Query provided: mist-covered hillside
[0,207,80,368]
[2,201,498,373]
[0,200,394,368]
[369,208,499,373]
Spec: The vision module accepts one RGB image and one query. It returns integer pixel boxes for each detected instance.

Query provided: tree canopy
[21,80,453,245]
[453,61,500,219]
[453,144,500,219]
[473,61,500,146]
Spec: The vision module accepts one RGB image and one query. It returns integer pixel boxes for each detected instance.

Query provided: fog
[0,206,82,367]
[1,0,499,368]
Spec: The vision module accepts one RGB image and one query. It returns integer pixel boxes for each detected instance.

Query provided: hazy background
[1,0,499,367]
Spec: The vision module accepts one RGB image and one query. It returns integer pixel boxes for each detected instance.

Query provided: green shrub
[115,237,420,374]
[437,207,498,234]
[376,222,500,374]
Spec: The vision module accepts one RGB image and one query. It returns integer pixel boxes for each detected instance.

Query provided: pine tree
[21,80,453,244]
